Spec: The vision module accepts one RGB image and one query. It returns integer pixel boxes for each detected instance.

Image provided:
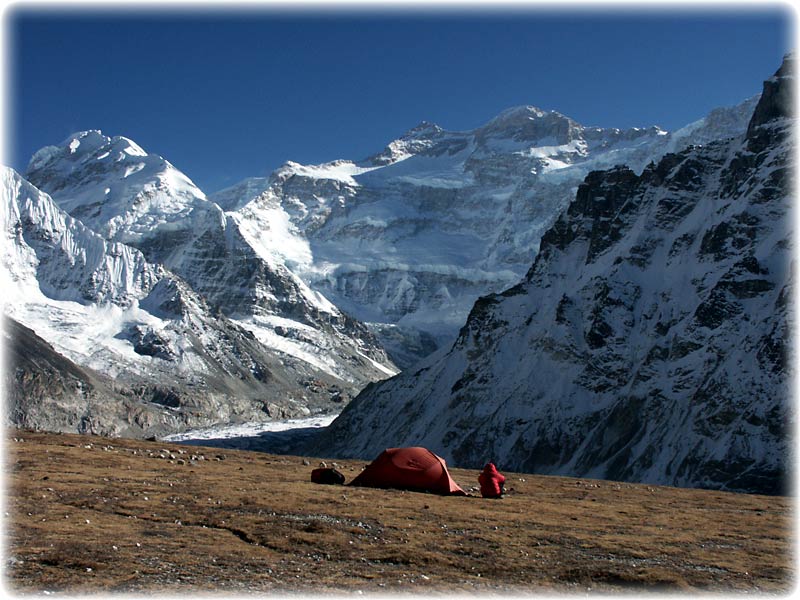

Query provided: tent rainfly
[349,447,466,495]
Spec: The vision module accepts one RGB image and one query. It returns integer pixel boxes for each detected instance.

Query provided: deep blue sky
[7,7,794,193]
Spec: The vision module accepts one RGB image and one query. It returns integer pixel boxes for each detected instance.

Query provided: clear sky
[6,5,794,193]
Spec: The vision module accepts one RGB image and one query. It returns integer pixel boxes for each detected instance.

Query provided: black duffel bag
[311,467,346,485]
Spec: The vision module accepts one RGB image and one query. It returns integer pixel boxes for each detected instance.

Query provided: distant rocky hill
[308,56,794,495]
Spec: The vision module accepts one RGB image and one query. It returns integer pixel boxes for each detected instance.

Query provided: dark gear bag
[311,467,346,485]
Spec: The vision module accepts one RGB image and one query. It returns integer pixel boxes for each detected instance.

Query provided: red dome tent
[349,447,466,495]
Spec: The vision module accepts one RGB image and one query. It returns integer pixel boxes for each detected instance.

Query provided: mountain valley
[2,56,792,496]
[306,56,794,495]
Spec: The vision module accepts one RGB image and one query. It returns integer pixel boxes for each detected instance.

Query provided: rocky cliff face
[2,163,393,437]
[217,97,759,366]
[5,317,173,437]
[308,57,793,495]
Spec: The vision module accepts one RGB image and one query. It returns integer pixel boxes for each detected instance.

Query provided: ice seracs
[2,165,159,309]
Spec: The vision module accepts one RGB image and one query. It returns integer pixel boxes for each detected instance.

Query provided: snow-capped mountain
[23,132,397,390]
[3,158,394,436]
[215,95,759,366]
[307,57,794,495]
[26,130,211,244]
[5,58,775,454]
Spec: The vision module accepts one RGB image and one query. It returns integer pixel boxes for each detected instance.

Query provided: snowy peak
[24,131,398,390]
[215,88,763,367]
[29,130,164,179]
[28,130,113,171]
[364,121,444,167]
[402,120,444,139]
[477,105,581,144]
[25,130,209,244]
[491,105,550,120]
[482,105,558,129]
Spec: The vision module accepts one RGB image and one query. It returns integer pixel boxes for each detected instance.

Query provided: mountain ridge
[3,161,394,437]
[304,57,793,495]
[214,94,760,366]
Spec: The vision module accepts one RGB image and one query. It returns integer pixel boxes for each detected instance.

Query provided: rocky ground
[4,430,793,594]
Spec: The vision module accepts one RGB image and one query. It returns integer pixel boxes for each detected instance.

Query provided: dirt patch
[4,430,794,593]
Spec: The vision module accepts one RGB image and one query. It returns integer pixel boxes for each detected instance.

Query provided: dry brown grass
[4,430,794,594]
